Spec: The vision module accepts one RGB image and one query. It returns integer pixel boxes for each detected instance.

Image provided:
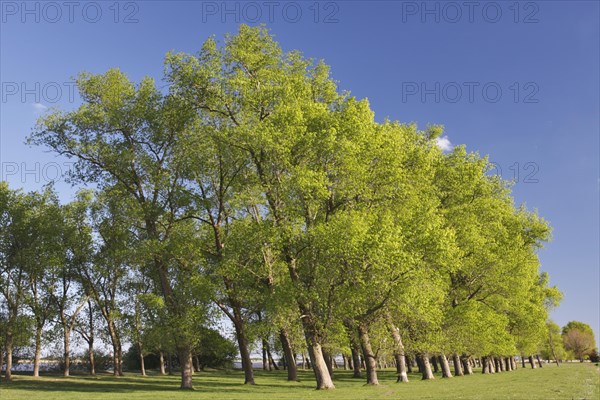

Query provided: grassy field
[1,363,598,400]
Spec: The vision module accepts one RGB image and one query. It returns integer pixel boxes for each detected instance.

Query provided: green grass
[1,363,598,400]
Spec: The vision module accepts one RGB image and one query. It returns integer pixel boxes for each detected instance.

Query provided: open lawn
[1,363,598,400]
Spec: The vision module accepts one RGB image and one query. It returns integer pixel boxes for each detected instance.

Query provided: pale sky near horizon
[1,1,598,346]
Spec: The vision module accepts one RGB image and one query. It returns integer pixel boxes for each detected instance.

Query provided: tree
[562,321,596,362]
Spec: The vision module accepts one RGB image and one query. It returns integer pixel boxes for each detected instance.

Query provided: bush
[196,328,237,370]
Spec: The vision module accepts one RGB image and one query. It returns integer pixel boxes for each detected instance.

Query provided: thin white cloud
[436,135,453,152]
[32,103,48,112]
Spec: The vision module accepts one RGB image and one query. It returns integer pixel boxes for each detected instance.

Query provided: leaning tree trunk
[233,317,255,384]
[301,310,334,389]
[357,323,379,385]
[33,324,43,377]
[139,342,146,376]
[267,343,279,371]
[386,314,409,383]
[322,349,334,379]
[452,353,463,376]
[462,356,473,375]
[536,355,543,368]
[420,353,435,380]
[488,356,496,373]
[279,329,298,381]
[528,355,537,369]
[439,354,453,378]
[179,347,194,389]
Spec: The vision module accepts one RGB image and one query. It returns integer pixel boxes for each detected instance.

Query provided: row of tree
[1,25,590,390]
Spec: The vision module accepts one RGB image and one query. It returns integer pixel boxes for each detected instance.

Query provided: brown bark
[419,353,435,380]
[322,349,334,379]
[439,354,453,378]
[350,335,362,378]
[179,348,194,389]
[536,355,543,368]
[262,338,269,371]
[504,357,512,371]
[453,353,463,376]
[4,337,13,382]
[528,355,536,369]
[88,340,96,376]
[267,343,279,370]
[63,328,71,377]
[357,323,379,385]
[521,355,526,368]
[279,329,297,381]
[482,356,490,374]
[488,356,496,373]
[431,356,439,373]
[305,336,335,389]
[234,317,255,384]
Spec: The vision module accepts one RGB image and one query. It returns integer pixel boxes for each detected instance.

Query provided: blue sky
[1,1,599,344]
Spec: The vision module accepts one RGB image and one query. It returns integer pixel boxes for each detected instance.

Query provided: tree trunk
[350,338,362,378]
[179,348,194,389]
[521,355,526,368]
[139,342,146,376]
[453,353,463,376]
[357,323,379,385]
[431,356,439,373]
[528,355,536,369]
[262,338,269,371]
[63,326,71,377]
[4,336,13,382]
[536,355,543,368]
[322,349,334,379]
[406,355,413,373]
[482,356,490,374]
[233,318,255,384]
[304,328,335,389]
[159,351,166,375]
[33,325,43,377]
[386,315,408,383]
[107,320,123,376]
[168,353,173,375]
[511,356,517,370]
[88,340,96,376]
[266,342,279,371]
[194,355,200,372]
[439,354,453,378]
[488,356,496,373]
[419,353,435,380]
[462,356,473,375]
[279,329,297,381]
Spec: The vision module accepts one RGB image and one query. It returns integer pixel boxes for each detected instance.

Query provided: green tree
[562,321,596,361]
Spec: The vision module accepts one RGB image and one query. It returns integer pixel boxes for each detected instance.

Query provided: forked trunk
[279,329,297,381]
[453,353,463,376]
[420,353,435,380]
[357,323,379,385]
